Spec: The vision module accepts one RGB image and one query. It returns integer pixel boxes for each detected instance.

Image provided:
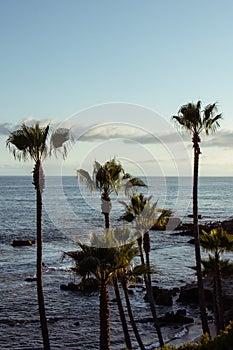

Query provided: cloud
[0,123,11,135]
[0,117,54,136]
[202,130,233,149]
[71,123,190,145]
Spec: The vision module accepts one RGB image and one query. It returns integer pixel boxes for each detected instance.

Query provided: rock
[12,239,35,247]
[60,282,79,291]
[222,219,233,234]
[127,289,134,295]
[144,286,178,306]
[60,278,99,292]
[74,321,80,326]
[25,277,37,282]
[158,309,194,325]
[178,284,213,306]
[187,214,203,219]
[138,309,194,326]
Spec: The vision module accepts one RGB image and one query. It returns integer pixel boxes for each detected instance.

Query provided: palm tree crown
[173,101,222,136]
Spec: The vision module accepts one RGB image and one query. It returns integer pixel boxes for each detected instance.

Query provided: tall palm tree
[172,101,222,334]
[119,193,166,347]
[6,122,72,350]
[77,159,146,349]
[200,227,233,331]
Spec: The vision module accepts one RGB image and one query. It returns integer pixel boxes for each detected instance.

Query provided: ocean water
[0,176,233,350]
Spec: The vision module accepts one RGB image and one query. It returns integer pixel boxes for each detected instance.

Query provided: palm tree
[64,230,139,350]
[77,160,146,349]
[6,122,72,350]
[200,227,233,331]
[77,158,146,229]
[106,226,146,350]
[172,101,222,334]
[119,193,166,347]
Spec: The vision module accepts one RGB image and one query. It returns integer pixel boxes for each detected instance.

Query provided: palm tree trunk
[193,139,210,335]
[113,277,132,349]
[143,232,164,347]
[137,235,145,265]
[104,213,110,229]
[212,275,220,332]
[215,253,224,331]
[99,280,110,350]
[121,275,146,350]
[34,161,50,350]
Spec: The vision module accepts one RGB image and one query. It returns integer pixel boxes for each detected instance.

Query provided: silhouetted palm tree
[200,227,233,331]
[64,230,139,350]
[172,101,222,334]
[119,193,166,347]
[6,122,72,350]
[77,159,146,349]
[77,158,146,228]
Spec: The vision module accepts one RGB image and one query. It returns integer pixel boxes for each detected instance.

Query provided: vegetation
[77,158,147,349]
[158,321,233,350]
[172,101,222,334]
[63,229,140,350]
[6,122,72,350]
[77,158,146,228]
[200,227,233,331]
[5,104,232,350]
[119,193,168,347]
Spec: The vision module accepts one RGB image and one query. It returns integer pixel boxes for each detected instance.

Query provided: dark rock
[60,282,79,291]
[12,239,35,247]
[78,277,99,292]
[158,309,194,325]
[25,277,37,282]
[127,289,134,295]
[74,321,80,326]
[187,214,203,219]
[60,278,99,292]
[156,290,173,306]
[178,284,213,306]
[138,309,194,326]
[222,219,233,234]
[144,286,177,306]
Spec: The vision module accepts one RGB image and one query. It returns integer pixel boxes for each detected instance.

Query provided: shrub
[158,321,233,350]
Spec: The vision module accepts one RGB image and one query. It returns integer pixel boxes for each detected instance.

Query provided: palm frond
[6,122,50,162]
[50,127,73,159]
[77,169,95,192]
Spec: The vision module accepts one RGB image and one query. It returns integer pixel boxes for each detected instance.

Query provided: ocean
[0,176,233,349]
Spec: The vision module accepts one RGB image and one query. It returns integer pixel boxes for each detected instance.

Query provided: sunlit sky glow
[0,0,233,176]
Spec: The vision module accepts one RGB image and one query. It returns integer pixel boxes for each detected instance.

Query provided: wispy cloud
[72,123,190,144]
[202,130,233,149]
[1,119,232,151]
[0,117,54,136]
[0,123,11,135]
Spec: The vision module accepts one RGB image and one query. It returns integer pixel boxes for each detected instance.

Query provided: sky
[0,0,233,177]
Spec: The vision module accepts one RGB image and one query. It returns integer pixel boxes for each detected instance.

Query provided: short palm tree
[64,229,139,350]
[6,122,72,350]
[200,227,233,331]
[172,101,222,334]
[119,193,165,347]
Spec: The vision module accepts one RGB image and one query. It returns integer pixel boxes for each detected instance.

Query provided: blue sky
[0,0,233,176]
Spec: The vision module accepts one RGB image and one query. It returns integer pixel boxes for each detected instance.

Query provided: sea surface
[0,176,233,350]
